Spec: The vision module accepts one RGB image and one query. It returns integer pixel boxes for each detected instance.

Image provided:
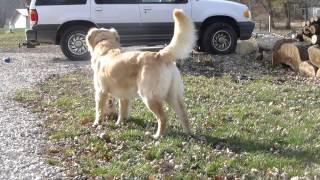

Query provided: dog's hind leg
[93,90,108,127]
[116,99,130,126]
[144,99,167,139]
[166,95,191,135]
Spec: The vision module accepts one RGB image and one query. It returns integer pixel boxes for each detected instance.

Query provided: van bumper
[26,25,58,44]
[26,29,37,41]
[238,21,255,40]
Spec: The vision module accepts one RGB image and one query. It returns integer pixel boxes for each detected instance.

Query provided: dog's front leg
[93,90,107,127]
[116,99,130,126]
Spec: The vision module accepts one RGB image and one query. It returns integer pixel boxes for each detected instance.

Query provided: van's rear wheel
[201,23,237,54]
[60,26,90,61]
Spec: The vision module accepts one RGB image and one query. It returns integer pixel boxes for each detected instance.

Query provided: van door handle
[144,8,152,13]
[95,7,103,11]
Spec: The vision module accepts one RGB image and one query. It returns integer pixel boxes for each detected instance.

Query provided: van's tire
[201,23,237,54]
[60,26,90,61]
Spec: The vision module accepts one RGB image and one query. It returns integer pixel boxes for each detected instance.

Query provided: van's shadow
[178,51,276,78]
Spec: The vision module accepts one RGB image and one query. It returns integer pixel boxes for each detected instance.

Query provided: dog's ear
[110,28,120,42]
[86,28,98,52]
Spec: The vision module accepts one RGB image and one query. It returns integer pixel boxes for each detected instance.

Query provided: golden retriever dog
[86,9,196,139]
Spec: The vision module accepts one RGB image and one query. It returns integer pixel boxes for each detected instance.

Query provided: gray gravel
[0,46,90,179]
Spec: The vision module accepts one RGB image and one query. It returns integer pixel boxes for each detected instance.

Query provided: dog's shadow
[124,118,319,165]
[51,57,90,64]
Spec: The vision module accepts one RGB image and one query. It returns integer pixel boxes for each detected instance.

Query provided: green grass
[0,28,25,48]
[14,70,320,178]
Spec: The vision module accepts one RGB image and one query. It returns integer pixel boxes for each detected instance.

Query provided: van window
[140,0,187,3]
[36,0,87,6]
[95,0,139,4]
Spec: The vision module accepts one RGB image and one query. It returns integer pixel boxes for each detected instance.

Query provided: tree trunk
[284,1,291,29]
[0,3,5,28]
[259,0,276,29]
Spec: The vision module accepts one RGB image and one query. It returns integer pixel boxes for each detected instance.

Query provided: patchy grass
[0,28,25,48]
[15,67,320,178]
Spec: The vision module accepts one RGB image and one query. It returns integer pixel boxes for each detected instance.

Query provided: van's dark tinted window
[95,0,138,4]
[36,0,87,5]
[140,0,187,3]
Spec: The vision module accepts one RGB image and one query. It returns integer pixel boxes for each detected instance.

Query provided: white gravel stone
[0,47,90,179]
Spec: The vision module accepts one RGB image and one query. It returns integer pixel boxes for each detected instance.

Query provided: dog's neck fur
[91,40,121,65]
[94,40,120,55]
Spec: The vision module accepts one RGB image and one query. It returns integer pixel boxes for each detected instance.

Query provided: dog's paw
[92,122,99,128]
[152,133,162,140]
[144,131,152,136]
[144,131,161,139]
[115,120,122,127]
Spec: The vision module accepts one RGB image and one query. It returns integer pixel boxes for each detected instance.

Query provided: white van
[26,0,254,60]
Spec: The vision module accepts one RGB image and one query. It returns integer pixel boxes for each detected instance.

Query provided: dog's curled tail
[157,9,196,62]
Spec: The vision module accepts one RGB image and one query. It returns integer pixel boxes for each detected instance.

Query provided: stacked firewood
[272,39,320,78]
[270,16,320,77]
[297,16,320,45]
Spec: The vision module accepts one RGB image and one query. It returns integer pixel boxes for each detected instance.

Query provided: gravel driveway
[0,46,90,179]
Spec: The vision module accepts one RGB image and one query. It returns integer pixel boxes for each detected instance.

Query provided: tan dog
[86,9,196,139]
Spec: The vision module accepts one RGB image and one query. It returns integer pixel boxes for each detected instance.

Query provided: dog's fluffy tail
[157,9,196,62]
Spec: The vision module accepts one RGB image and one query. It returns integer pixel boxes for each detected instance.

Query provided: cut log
[311,16,320,24]
[317,69,320,78]
[310,16,319,24]
[299,61,317,77]
[308,46,320,68]
[272,39,310,72]
[303,34,313,44]
[303,26,311,36]
[296,33,304,42]
[310,17,315,23]
[306,21,311,27]
[256,36,283,51]
[310,24,320,35]
[311,35,320,45]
